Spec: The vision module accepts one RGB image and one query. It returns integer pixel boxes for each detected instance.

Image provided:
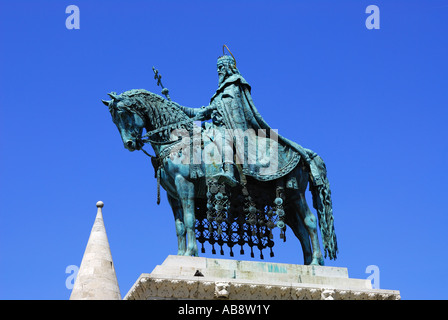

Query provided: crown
[218,44,236,68]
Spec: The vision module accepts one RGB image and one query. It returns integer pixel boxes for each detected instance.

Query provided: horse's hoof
[310,257,324,266]
[184,249,198,257]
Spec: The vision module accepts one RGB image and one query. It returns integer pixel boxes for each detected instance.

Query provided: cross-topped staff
[152,66,171,101]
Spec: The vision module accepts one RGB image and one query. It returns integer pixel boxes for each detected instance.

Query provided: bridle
[136,112,203,205]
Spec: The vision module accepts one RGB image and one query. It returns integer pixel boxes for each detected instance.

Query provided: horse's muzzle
[125,138,144,151]
[125,140,136,151]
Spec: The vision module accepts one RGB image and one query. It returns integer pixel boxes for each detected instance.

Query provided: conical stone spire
[70,201,121,300]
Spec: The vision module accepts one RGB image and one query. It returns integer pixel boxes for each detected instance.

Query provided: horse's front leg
[167,194,186,256]
[175,174,198,257]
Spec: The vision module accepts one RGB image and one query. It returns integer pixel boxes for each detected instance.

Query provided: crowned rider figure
[178,45,322,187]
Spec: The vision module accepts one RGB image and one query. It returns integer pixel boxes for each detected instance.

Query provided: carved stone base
[124,256,400,300]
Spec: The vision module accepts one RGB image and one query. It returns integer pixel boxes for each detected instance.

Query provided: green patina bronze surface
[103,47,337,265]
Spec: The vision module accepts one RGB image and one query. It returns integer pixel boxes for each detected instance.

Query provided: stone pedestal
[124,255,400,300]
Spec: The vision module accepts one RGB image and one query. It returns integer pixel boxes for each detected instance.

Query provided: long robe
[206,74,314,182]
[179,73,322,183]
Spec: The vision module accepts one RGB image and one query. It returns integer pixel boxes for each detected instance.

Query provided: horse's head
[102,91,146,152]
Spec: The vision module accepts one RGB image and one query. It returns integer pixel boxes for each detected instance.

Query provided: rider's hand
[196,108,207,120]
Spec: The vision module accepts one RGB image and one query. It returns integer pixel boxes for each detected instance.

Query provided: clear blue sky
[0,0,447,300]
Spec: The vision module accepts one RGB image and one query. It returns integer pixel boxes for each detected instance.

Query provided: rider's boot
[213,163,238,187]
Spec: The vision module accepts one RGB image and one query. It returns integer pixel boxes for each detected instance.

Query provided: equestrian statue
[102,46,338,265]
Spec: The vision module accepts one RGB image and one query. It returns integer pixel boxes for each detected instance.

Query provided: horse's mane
[117,89,193,140]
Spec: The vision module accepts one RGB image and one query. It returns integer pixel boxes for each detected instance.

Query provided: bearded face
[217,61,228,86]
[217,56,238,86]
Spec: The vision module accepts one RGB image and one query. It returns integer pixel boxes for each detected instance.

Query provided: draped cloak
[201,74,315,182]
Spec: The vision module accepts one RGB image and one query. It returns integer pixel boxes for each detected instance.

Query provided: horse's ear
[108,92,119,100]
[102,99,111,106]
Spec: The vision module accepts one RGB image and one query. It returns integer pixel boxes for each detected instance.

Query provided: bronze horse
[103,89,337,265]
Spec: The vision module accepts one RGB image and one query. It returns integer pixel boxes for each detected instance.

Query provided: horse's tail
[308,152,338,260]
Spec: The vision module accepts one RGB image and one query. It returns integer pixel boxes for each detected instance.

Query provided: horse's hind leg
[167,194,186,256]
[175,174,199,257]
[285,201,313,265]
[290,192,324,266]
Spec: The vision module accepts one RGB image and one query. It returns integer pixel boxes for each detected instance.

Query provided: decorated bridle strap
[141,137,191,206]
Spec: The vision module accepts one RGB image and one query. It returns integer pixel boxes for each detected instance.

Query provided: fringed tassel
[156,166,161,205]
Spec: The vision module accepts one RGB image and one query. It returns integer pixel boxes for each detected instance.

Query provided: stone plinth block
[124,256,400,300]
